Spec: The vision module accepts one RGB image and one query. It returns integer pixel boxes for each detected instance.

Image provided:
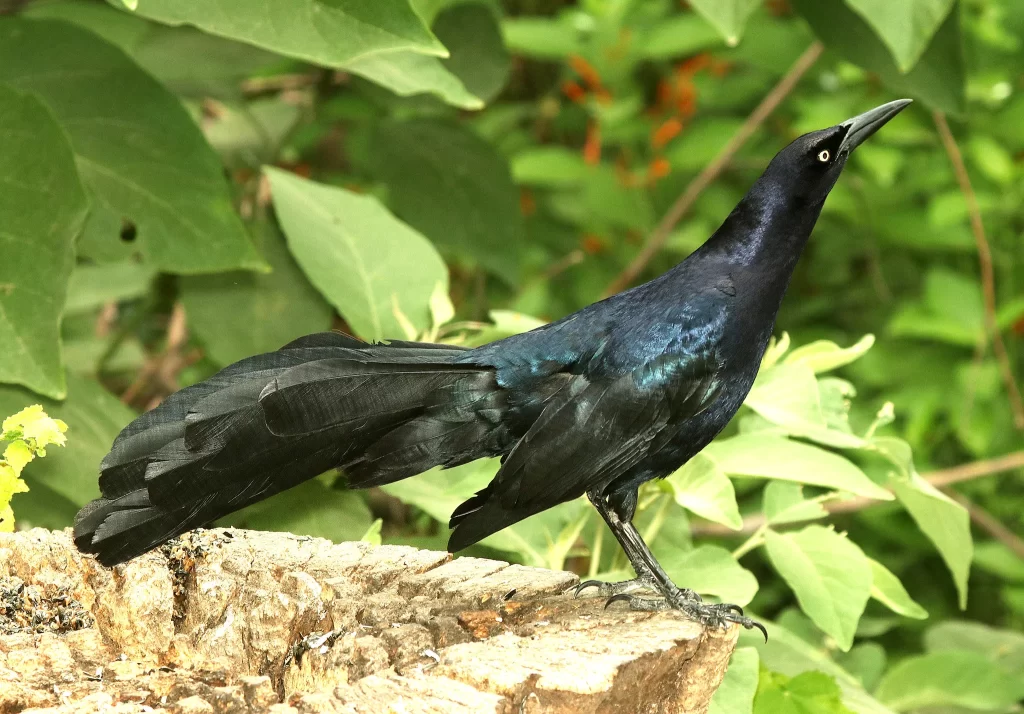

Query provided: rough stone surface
[0,528,737,713]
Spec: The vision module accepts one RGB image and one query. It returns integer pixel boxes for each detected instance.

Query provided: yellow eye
[817,149,830,162]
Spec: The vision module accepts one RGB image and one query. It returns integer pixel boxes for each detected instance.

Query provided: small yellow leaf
[0,463,29,504]
[3,440,33,475]
[0,505,14,533]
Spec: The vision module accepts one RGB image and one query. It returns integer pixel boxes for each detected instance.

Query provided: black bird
[74,100,910,635]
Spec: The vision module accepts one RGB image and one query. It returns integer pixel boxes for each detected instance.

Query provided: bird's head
[764,99,912,205]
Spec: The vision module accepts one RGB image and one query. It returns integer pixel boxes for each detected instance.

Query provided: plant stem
[732,523,769,560]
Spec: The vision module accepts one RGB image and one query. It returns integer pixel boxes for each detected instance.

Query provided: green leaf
[665,453,742,530]
[366,120,523,282]
[924,621,1024,674]
[182,222,333,366]
[835,643,887,693]
[844,0,955,73]
[639,12,724,60]
[344,50,483,109]
[764,526,873,651]
[709,647,759,714]
[875,651,1023,712]
[0,373,135,508]
[703,434,893,501]
[511,147,592,187]
[763,483,828,526]
[116,0,446,66]
[222,478,374,544]
[792,0,965,114]
[867,558,928,619]
[656,545,759,607]
[65,261,155,315]
[500,17,582,60]
[264,167,448,343]
[432,2,509,104]
[784,335,875,374]
[688,0,760,45]
[0,83,88,398]
[743,621,897,714]
[891,474,971,608]
[0,19,263,274]
[25,1,279,100]
[755,670,854,714]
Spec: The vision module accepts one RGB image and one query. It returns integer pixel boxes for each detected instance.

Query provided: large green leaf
[182,222,333,366]
[655,545,759,607]
[366,119,524,282]
[762,482,828,526]
[432,2,509,104]
[264,167,448,342]
[0,19,262,274]
[708,647,759,714]
[64,262,155,315]
[755,670,855,714]
[784,335,875,375]
[0,84,88,398]
[688,0,760,45]
[115,0,487,108]
[25,0,279,100]
[742,622,898,714]
[703,434,892,500]
[891,474,971,609]
[0,373,135,509]
[117,0,446,65]
[924,621,1024,674]
[764,526,873,651]
[792,0,965,114]
[875,651,1023,712]
[867,558,928,619]
[665,453,742,530]
[343,50,482,109]
[844,0,955,72]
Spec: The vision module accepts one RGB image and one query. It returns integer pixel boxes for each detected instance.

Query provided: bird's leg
[582,491,767,639]
[575,490,699,600]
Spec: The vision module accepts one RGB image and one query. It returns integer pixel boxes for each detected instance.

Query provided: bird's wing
[494,351,721,511]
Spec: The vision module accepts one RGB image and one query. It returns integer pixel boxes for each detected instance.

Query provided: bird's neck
[700,176,823,278]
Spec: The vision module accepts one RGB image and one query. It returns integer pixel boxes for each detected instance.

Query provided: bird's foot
[605,588,767,641]
[573,572,662,599]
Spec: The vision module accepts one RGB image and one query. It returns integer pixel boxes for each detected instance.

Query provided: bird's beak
[838,99,912,155]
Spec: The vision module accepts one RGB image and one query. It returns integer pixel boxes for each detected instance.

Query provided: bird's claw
[573,575,658,599]
[604,592,766,641]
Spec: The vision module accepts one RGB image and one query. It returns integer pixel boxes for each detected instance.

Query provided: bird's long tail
[74,332,506,566]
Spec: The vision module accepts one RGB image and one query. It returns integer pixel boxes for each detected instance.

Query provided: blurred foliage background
[0,0,1023,712]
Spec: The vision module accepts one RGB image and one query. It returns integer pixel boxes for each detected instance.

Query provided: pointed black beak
[838,99,912,155]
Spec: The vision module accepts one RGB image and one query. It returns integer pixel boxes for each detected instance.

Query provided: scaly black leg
[581,490,766,640]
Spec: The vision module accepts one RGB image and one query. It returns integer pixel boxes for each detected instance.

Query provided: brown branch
[691,449,1024,537]
[933,111,1024,429]
[603,42,824,297]
[945,490,1024,561]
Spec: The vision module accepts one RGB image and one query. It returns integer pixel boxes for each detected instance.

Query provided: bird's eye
[817,149,830,163]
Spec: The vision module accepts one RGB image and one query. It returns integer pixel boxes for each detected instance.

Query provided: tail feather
[73,332,517,566]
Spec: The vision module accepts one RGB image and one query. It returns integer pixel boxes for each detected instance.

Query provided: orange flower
[652,118,683,150]
[561,80,587,104]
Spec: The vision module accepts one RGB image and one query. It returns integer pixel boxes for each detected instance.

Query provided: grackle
[74,100,910,637]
